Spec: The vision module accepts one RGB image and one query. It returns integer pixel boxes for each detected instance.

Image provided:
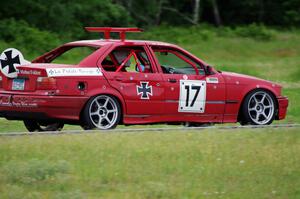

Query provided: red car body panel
[0,35,289,126]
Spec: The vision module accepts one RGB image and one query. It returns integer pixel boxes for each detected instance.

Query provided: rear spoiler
[85,27,143,41]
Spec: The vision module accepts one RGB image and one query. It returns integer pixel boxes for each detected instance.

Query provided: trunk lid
[0,64,70,92]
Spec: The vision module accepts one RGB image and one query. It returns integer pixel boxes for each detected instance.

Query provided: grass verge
[0,127,299,198]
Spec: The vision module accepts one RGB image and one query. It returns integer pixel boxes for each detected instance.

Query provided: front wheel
[81,95,121,130]
[23,120,64,132]
[240,90,277,125]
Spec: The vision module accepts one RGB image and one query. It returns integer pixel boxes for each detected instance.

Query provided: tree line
[1,0,299,31]
[0,0,299,53]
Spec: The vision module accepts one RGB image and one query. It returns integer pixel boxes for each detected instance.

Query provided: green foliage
[2,159,71,184]
[0,18,60,55]
[282,0,300,26]
[0,0,299,38]
[234,24,275,40]
[0,1,298,53]
[0,0,131,39]
[139,24,276,44]
[137,25,217,43]
[115,0,300,27]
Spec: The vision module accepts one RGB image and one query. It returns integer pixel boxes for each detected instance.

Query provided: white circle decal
[0,48,30,78]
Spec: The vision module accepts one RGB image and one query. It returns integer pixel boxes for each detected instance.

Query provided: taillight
[0,76,2,88]
[36,77,57,90]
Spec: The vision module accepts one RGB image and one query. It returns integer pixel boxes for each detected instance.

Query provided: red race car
[0,27,288,131]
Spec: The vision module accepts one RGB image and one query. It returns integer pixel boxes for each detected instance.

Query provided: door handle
[115,76,125,81]
[168,78,177,83]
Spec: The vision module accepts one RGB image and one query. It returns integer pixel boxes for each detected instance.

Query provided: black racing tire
[23,120,64,132]
[81,95,121,130]
[240,89,277,125]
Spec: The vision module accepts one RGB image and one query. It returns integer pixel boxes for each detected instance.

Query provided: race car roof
[66,39,175,47]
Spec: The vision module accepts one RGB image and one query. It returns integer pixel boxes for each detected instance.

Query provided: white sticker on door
[178,80,206,113]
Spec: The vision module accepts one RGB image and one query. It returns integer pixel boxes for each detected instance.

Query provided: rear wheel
[240,90,276,125]
[23,120,64,132]
[81,95,121,130]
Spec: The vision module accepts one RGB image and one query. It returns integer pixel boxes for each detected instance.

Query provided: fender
[241,83,281,99]
[239,82,280,107]
[222,71,281,122]
[236,84,280,120]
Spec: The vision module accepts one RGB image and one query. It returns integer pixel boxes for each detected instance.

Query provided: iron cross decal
[136,82,153,99]
[0,50,20,74]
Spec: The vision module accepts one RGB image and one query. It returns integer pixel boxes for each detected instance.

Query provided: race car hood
[221,71,281,88]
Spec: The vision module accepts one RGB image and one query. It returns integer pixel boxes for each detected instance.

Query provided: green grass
[0,128,299,198]
[282,88,300,123]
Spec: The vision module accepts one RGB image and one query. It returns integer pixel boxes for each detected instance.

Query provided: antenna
[85,27,143,41]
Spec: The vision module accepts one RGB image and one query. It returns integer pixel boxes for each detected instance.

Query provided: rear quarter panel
[55,76,126,117]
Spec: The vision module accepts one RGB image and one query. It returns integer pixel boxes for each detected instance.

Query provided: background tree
[0,0,299,45]
[193,0,201,24]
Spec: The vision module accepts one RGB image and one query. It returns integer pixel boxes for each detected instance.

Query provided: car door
[148,45,226,122]
[101,44,165,116]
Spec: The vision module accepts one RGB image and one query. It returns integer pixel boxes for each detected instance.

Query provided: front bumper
[277,96,289,120]
[0,93,88,121]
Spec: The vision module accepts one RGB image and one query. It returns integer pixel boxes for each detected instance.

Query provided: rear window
[50,46,98,65]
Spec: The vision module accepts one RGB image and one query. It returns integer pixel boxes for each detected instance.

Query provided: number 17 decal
[178,80,206,113]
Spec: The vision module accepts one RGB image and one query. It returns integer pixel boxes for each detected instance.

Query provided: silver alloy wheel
[88,95,118,129]
[247,91,274,125]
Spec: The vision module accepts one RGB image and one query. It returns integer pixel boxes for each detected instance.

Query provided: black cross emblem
[48,69,55,75]
[137,82,152,99]
[0,50,20,74]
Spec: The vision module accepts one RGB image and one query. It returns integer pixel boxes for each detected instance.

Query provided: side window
[101,46,152,73]
[153,47,204,75]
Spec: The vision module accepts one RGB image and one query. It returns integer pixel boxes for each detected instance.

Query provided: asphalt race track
[0,123,299,137]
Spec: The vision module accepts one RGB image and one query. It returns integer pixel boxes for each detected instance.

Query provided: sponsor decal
[18,69,41,76]
[46,67,102,77]
[0,95,38,107]
[0,48,31,78]
[136,82,153,99]
[178,80,206,113]
[206,77,219,84]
